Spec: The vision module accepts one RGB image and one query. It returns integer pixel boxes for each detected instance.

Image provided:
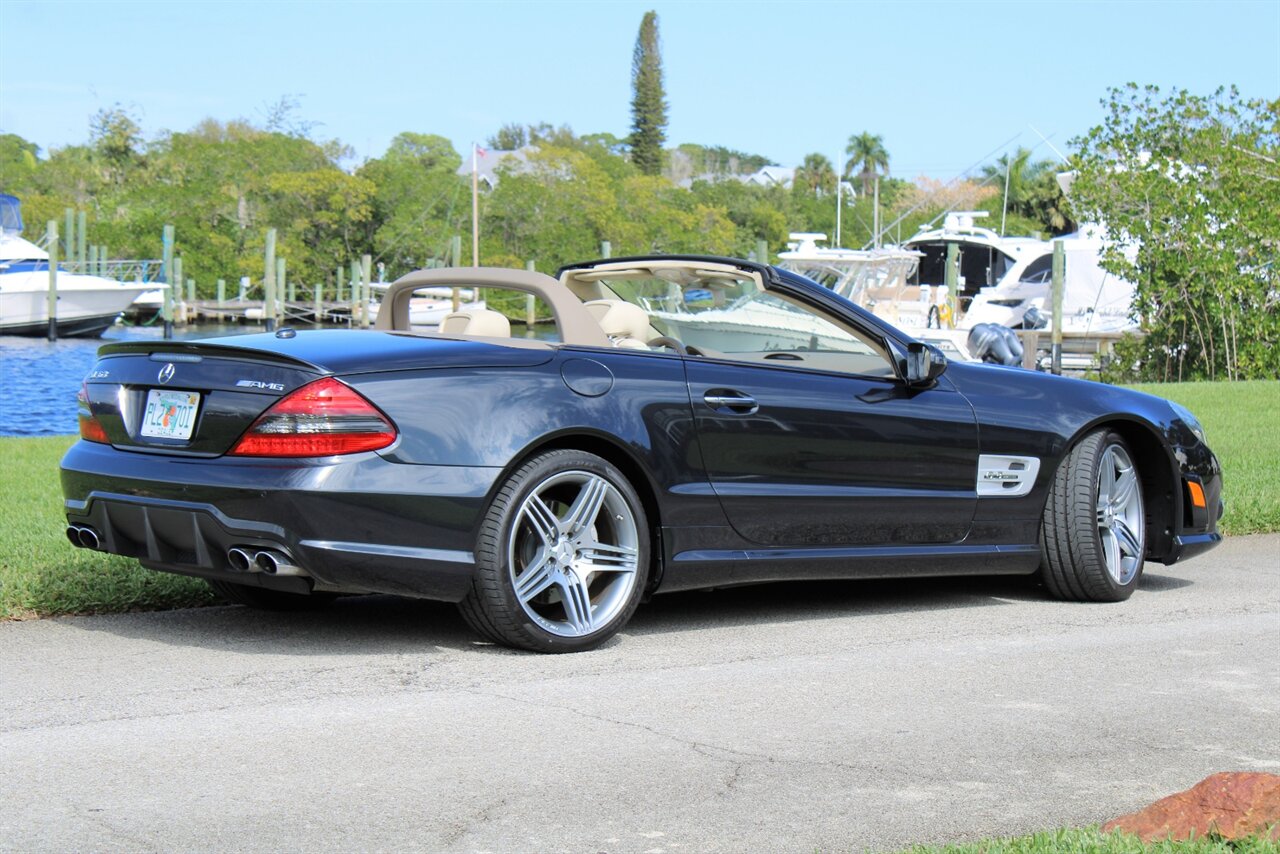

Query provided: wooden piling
[336,266,346,303]
[756,239,768,266]
[360,255,372,329]
[525,260,537,336]
[1051,240,1065,375]
[76,210,86,269]
[349,260,362,324]
[63,208,74,263]
[277,257,287,320]
[944,242,959,327]
[216,279,225,310]
[46,221,58,341]
[313,282,323,325]
[450,235,462,311]
[88,245,97,277]
[162,224,175,338]
[263,228,277,332]
[601,240,611,259]
[173,257,184,324]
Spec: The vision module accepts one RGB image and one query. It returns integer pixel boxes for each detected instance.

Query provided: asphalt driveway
[2,534,1277,852]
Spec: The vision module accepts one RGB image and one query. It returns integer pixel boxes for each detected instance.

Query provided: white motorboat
[0,195,158,337]
[778,220,1138,363]
[901,212,1135,334]
[368,284,485,327]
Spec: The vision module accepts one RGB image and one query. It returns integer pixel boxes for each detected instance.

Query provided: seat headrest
[439,309,511,338]
[584,299,650,342]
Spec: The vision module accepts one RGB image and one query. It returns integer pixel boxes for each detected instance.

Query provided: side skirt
[657,542,1042,594]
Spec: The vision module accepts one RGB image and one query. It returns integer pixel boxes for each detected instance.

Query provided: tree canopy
[1070,84,1280,381]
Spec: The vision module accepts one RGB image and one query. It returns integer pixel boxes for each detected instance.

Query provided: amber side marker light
[1187,480,1207,509]
[228,377,397,457]
[77,382,109,444]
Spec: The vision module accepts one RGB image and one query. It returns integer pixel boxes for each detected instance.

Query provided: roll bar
[373,267,611,347]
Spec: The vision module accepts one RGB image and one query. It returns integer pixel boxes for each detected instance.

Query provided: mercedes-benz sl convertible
[61,256,1223,652]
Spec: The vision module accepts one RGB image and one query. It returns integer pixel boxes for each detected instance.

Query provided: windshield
[590,271,881,358]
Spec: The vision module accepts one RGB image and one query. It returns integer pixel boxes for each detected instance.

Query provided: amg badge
[235,379,285,391]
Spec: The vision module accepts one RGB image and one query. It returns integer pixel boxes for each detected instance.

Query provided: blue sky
[1,0,1277,179]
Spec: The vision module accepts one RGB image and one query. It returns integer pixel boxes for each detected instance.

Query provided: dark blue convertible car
[61,256,1223,651]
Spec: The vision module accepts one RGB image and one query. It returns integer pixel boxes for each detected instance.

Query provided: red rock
[1102,771,1280,842]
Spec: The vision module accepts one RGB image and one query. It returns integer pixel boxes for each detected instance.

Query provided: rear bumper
[60,440,499,601]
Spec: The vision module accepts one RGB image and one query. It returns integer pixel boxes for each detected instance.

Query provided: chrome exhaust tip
[254,550,306,577]
[78,527,101,550]
[66,526,84,547]
[227,547,255,572]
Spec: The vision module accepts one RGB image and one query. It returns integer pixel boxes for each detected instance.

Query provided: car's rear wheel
[207,579,337,611]
[458,449,649,652]
[1040,428,1146,601]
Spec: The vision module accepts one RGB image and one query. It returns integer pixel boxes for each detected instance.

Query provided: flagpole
[471,143,480,267]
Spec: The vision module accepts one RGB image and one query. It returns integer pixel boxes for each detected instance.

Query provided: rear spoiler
[96,339,323,371]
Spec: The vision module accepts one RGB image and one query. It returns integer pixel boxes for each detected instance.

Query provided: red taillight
[77,382,108,444]
[228,377,397,457]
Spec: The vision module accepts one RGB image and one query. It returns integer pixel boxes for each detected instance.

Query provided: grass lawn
[897,827,1279,853]
[1,380,1276,620]
[0,435,214,619]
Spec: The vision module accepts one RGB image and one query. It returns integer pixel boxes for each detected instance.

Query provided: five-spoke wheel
[1095,443,1145,586]
[459,450,649,652]
[1040,429,1146,601]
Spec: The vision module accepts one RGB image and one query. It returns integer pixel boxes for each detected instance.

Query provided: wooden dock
[168,299,371,326]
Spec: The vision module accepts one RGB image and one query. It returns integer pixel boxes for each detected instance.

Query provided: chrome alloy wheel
[1096,444,1145,585]
[507,470,641,638]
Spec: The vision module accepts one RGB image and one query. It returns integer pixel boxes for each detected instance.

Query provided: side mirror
[904,341,948,386]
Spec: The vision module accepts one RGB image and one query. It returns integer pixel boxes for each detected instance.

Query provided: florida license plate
[140,389,200,440]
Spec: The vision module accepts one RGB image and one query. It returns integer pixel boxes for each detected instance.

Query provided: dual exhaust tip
[66,525,306,578]
[227,547,306,576]
[66,525,101,550]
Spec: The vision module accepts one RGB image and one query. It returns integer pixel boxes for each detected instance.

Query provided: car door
[556,257,980,548]
[687,359,978,546]
[675,287,978,548]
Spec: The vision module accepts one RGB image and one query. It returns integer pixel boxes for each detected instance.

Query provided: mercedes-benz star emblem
[157,363,176,384]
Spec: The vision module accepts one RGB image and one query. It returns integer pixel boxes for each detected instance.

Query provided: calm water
[0,320,552,437]
[0,323,269,437]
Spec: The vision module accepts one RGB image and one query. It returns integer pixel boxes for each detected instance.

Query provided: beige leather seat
[584,299,651,350]
[439,309,511,338]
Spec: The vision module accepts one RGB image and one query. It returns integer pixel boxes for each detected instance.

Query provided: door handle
[703,390,758,414]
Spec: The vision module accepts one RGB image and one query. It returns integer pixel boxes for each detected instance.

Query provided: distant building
[743,166,795,188]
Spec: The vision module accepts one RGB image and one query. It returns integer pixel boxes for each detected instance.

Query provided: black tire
[458,449,651,653]
[1040,428,1146,602]
[207,579,337,611]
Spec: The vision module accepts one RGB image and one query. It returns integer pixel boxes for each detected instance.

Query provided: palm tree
[982,148,1074,233]
[844,132,889,198]
[794,152,836,196]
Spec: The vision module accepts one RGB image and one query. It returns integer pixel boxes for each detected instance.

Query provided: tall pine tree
[629,11,668,176]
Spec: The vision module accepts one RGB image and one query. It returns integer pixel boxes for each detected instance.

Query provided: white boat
[778,219,1138,363]
[0,196,158,337]
[368,284,485,327]
[901,212,1135,333]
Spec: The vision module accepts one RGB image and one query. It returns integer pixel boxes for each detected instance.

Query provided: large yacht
[778,217,1138,363]
[0,195,156,337]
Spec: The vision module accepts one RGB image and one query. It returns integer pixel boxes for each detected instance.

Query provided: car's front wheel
[1040,428,1146,601]
[459,449,650,652]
